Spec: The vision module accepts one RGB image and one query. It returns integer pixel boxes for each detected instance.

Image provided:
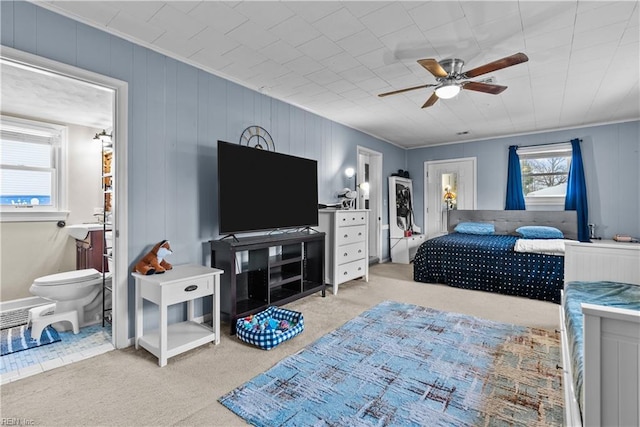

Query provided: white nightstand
[133,264,223,367]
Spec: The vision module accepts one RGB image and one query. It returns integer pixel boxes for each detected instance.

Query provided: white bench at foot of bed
[560,303,640,427]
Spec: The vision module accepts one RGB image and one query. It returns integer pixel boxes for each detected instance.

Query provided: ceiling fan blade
[462,81,508,94]
[421,92,439,108]
[417,59,448,78]
[378,84,435,97]
[463,53,529,78]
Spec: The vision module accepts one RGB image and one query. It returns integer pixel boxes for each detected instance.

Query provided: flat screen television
[217,141,319,234]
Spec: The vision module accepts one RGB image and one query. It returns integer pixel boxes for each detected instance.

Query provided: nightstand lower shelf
[138,321,215,362]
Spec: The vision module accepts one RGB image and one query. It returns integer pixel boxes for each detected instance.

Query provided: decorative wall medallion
[239,126,275,151]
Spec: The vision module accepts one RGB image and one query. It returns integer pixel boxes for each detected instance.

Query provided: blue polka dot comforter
[413,233,564,303]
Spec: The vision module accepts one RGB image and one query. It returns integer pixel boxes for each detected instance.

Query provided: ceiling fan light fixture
[379,52,528,108]
[435,83,461,99]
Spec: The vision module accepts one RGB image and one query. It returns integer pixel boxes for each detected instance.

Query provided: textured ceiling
[26,1,640,147]
[0,59,114,129]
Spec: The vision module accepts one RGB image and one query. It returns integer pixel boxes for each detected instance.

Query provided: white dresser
[318,209,369,295]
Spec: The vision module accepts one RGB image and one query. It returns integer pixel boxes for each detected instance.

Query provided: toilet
[28,268,111,335]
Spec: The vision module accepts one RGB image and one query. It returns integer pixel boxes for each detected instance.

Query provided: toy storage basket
[236,306,304,350]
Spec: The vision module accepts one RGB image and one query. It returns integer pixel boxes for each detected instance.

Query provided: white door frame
[357,146,382,263]
[424,157,477,237]
[2,46,130,349]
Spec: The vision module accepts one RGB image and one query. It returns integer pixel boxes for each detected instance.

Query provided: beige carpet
[0,263,561,426]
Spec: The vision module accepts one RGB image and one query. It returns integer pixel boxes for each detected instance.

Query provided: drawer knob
[358,249,362,253]
[344,234,348,238]
[358,232,362,236]
[184,285,198,292]
[344,271,348,275]
[357,267,362,271]
[344,253,348,257]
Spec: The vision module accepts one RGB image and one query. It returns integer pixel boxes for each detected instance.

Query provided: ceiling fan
[378,52,529,108]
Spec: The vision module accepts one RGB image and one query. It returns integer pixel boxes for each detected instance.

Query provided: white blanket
[514,239,567,255]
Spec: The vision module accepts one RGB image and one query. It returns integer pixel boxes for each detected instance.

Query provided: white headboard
[564,240,640,285]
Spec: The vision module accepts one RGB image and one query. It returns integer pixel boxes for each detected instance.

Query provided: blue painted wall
[1,2,406,336]
[406,121,640,239]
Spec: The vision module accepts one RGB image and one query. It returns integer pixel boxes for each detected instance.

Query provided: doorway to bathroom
[0,47,129,379]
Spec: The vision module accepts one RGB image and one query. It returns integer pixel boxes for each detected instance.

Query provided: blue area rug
[0,325,61,356]
[219,301,563,426]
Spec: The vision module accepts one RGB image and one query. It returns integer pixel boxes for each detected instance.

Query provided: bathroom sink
[66,223,109,240]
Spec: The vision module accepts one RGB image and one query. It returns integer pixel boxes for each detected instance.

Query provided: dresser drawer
[163,276,213,304]
[337,259,367,282]
[337,211,367,226]
[337,241,366,265]
[336,224,366,246]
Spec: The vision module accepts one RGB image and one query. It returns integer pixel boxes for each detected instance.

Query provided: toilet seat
[33,268,102,286]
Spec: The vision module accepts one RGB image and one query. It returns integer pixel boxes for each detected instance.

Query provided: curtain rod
[514,138,582,149]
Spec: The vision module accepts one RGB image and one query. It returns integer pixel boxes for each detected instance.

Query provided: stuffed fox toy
[133,240,173,275]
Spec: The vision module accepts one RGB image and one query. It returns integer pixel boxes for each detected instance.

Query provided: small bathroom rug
[1,325,61,356]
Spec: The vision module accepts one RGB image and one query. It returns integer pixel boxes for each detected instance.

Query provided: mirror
[442,173,458,211]
[395,182,413,232]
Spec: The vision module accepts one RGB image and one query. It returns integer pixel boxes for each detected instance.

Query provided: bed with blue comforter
[562,281,640,416]
[413,233,564,303]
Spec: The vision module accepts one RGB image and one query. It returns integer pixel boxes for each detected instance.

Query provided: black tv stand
[300,226,320,233]
[267,228,287,235]
[210,231,325,334]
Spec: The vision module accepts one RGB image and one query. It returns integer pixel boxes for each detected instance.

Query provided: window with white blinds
[0,116,66,219]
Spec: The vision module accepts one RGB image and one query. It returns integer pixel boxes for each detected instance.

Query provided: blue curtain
[505,145,525,210]
[565,138,589,242]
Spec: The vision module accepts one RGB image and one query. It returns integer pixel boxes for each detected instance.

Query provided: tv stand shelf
[210,231,325,334]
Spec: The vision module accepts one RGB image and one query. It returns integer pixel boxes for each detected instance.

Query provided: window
[518,143,572,206]
[0,116,68,221]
